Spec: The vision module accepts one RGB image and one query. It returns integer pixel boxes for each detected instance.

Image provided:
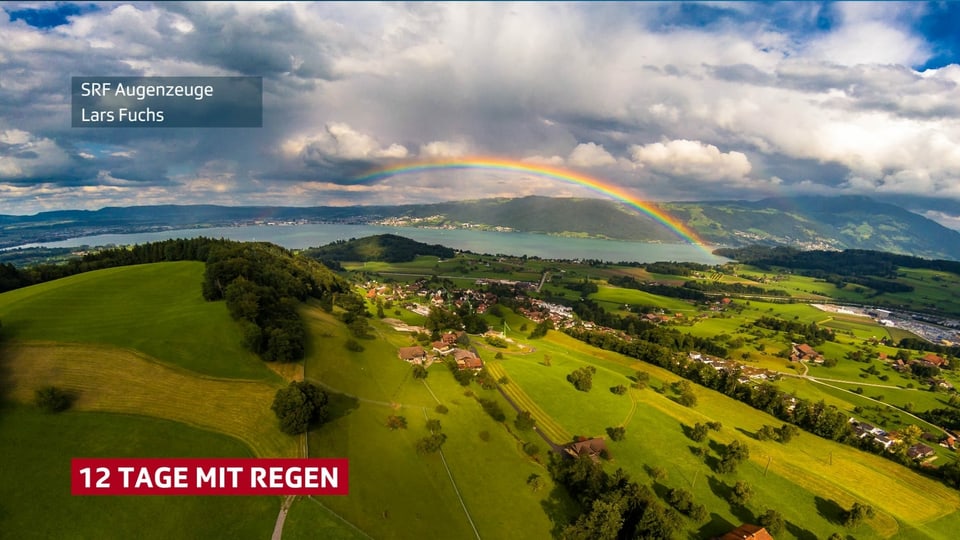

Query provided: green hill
[303,233,455,263]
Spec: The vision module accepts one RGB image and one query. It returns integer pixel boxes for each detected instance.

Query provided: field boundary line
[305,496,376,540]
[422,409,482,540]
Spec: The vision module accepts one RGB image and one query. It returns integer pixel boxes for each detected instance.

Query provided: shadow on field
[706,475,754,524]
[692,513,735,540]
[735,426,758,440]
[815,495,846,525]
[325,391,360,422]
[785,520,819,540]
[0,337,13,409]
[540,485,578,538]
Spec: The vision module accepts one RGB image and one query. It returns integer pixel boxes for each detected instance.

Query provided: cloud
[1,2,959,214]
[629,139,752,181]
[283,122,409,165]
[418,140,470,159]
[567,143,617,168]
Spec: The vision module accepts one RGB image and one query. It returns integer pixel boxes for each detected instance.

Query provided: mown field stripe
[486,361,571,442]
[4,341,297,458]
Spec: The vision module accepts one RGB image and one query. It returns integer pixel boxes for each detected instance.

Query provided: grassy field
[0,262,273,381]
[496,330,960,539]
[589,285,700,313]
[299,303,569,538]
[0,405,278,539]
[2,342,297,458]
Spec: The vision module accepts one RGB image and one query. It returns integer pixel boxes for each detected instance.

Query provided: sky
[2,2,960,222]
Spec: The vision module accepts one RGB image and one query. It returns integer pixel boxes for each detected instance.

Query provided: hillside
[5,195,960,260]
[303,233,456,263]
[667,196,960,259]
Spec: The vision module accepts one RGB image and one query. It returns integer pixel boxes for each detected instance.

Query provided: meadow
[0,262,273,381]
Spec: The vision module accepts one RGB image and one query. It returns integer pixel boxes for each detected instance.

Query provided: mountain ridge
[4,195,960,260]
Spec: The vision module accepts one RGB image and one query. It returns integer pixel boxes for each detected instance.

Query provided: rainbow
[352,157,710,249]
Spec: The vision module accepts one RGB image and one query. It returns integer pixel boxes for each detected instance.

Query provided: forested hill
[715,245,960,277]
[666,195,960,260]
[302,234,455,263]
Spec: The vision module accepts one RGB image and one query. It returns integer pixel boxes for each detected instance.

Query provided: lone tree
[759,509,785,535]
[567,366,596,392]
[514,410,536,431]
[270,381,329,435]
[35,385,72,413]
[843,502,875,528]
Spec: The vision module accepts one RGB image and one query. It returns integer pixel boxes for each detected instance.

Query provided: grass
[0,405,278,539]
[2,342,297,458]
[590,285,699,313]
[0,262,274,381]
[497,330,960,538]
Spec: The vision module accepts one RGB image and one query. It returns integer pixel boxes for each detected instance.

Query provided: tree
[759,509,785,535]
[843,502,875,528]
[271,381,329,435]
[529,319,554,339]
[677,389,697,407]
[728,481,753,506]
[717,440,749,474]
[776,423,800,443]
[426,418,442,433]
[606,426,626,441]
[527,473,544,492]
[610,384,628,395]
[345,338,365,352]
[567,366,596,392]
[386,415,408,430]
[757,424,777,441]
[515,410,536,431]
[689,423,709,442]
[412,364,428,379]
[35,385,71,413]
[416,433,447,454]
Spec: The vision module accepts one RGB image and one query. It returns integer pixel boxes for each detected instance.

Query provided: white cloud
[283,122,409,163]
[630,139,752,181]
[567,143,617,168]
[418,140,470,159]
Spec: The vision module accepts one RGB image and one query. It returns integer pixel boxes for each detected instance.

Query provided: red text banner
[71,458,348,496]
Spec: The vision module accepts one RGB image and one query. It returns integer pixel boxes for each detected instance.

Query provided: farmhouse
[431,341,455,355]
[715,523,774,540]
[564,438,608,462]
[790,343,824,364]
[908,443,936,461]
[453,349,483,370]
[398,346,428,364]
[921,353,949,368]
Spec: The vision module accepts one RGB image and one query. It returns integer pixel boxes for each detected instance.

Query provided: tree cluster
[270,381,329,435]
[567,366,596,392]
[549,454,687,539]
[203,243,347,362]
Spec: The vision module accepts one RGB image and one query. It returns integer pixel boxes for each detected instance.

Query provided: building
[564,438,608,462]
[715,524,774,540]
[790,343,824,363]
[398,346,428,364]
[453,349,483,370]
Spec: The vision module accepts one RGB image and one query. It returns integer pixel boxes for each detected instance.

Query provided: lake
[20,224,728,264]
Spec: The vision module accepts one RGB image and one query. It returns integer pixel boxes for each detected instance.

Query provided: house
[564,438,608,462]
[791,343,824,363]
[453,349,483,370]
[907,443,936,460]
[715,523,775,540]
[432,341,455,356]
[441,331,464,345]
[922,353,948,367]
[398,346,428,364]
